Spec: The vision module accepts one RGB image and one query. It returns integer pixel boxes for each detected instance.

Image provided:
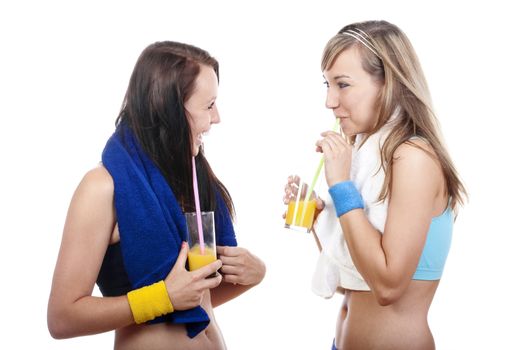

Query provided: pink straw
[191,157,205,254]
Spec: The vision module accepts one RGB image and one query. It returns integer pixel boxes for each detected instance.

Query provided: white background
[1,1,524,349]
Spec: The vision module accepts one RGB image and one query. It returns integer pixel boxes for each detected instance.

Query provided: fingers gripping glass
[285,180,317,233]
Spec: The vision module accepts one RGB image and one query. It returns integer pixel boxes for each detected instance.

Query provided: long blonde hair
[321,20,467,212]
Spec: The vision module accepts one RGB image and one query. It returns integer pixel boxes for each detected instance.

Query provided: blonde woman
[284,20,466,349]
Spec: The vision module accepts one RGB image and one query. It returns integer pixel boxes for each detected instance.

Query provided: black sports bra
[96,242,132,296]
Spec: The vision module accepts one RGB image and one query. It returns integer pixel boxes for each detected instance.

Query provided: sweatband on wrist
[127,281,174,324]
[328,181,364,217]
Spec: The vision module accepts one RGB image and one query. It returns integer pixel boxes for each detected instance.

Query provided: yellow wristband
[127,281,174,324]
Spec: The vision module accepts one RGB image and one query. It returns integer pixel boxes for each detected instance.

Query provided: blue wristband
[328,181,364,217]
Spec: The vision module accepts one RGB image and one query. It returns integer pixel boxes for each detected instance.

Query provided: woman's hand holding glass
[216,246,266,286]
[164,242,223,310]
[282,175,325,225]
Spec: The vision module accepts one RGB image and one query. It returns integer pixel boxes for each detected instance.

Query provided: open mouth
[195,130,210,147]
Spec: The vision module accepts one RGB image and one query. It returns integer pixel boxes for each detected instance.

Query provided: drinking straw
[304,118,340,203]
[299,118,340,225]
[191,156,205,254]
[292,179,304,226]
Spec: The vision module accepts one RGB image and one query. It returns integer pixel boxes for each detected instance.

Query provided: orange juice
[285,199,317,231]
[188,245,217,271]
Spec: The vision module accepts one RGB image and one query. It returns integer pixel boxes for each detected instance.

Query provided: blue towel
[101,123,237,338]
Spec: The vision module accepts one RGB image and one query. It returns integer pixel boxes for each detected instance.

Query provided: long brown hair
[116,41,234,217]
[322,21,467,212]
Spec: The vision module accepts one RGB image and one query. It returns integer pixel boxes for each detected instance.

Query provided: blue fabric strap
[328,181,364,217]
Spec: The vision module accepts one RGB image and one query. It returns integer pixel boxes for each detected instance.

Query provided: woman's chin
[192,145,201,157]
[341,128,355,138]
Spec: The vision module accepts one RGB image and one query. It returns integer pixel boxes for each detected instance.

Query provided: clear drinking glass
[184,211,217,272]
[284,176,318,233]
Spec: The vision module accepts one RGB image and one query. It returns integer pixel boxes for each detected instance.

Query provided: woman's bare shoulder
[391,138,445,205]
[394,137,437,161]
[75,164,114,200]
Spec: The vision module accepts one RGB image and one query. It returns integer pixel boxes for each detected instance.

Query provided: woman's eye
[207,102,215,110]
[323,81,329,88]
[337,82,350,88]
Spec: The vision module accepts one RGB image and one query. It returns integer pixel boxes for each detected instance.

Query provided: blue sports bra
[412,207,453,280]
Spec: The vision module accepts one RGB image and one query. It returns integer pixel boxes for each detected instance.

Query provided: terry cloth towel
[311,121,394,297]
[101,123,237,338]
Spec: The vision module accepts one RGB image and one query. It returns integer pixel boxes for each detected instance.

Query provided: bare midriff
[114,291,225,350]
[336,280,439,350]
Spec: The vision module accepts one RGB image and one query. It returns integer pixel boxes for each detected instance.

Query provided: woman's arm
[210,246,265,307]
[338,141,446,305]
[47,166,135,338]
[48,166,224,338]
[209,282,253,307]
[310,198,326,252]
[310,228,323,252]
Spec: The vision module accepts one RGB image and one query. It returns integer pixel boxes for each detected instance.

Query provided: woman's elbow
[373,284,403,306]
[48,319,66,339]
[48,308,75,339]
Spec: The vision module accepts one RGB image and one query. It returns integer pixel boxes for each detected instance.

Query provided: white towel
[311,122,393,298]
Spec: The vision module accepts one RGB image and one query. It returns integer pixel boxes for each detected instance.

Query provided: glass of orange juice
[284,177,318,233]
[184,211,217,275]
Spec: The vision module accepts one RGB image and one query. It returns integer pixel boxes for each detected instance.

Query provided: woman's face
[184,64,220,156]
[323,46,383,136]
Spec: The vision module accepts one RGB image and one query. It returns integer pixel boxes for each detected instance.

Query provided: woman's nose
[211,107,221,124]
[325,88,339,109]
